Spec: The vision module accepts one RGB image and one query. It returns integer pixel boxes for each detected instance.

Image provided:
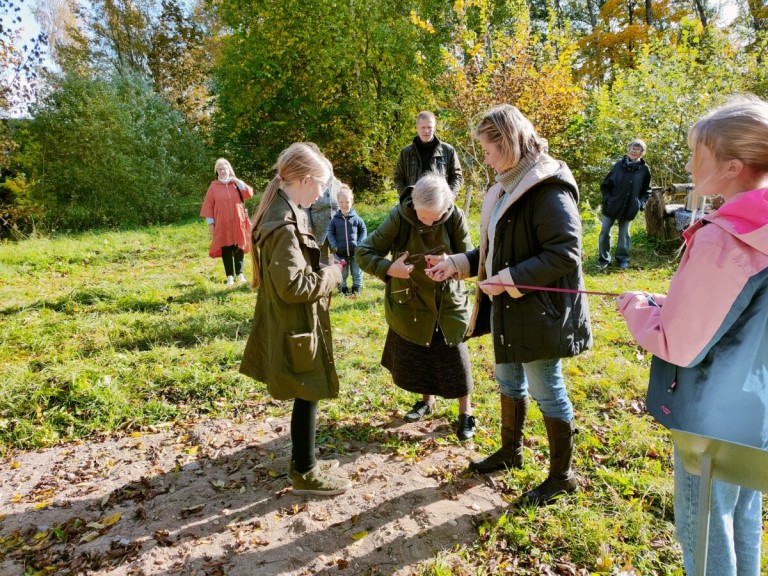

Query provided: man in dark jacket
[597,139,652,270]
[393,111,463,197]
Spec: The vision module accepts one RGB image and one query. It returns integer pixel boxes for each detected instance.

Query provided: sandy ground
[0,413,530,576]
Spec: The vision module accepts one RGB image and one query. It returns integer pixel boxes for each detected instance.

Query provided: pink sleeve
[619,235,749,367]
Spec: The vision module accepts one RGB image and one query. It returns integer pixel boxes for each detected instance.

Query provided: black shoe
[339,286,349,295]
[404,400,433,422]
[350,287,361,295]
[456,414,476,440]
[596,261,609,271]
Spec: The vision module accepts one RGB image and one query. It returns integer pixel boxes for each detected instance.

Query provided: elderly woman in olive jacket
[356,176,477,439]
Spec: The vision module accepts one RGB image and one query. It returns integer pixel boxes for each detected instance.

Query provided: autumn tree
[212,0,449,192]
[577,23,749,204]
[1,0,48,122]
[577,0,691,84]
[434,0,584,194]
[147,0,217,133]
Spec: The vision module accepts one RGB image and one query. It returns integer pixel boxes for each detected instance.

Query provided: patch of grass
[1,207,765,574]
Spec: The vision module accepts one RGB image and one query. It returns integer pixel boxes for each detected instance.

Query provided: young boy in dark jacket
[327,185,367,295]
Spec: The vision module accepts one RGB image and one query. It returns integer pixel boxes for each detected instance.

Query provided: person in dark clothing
[597,139,652,270]
[327,184,367,296]
[393,111,463,197]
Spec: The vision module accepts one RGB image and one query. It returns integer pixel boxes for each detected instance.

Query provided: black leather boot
[517,416,578,506]
[469,395,528,473]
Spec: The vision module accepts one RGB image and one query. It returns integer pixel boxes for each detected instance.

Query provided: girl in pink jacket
[618,96,768,576]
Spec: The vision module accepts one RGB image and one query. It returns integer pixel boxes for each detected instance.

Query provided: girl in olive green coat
[239,143,350,496]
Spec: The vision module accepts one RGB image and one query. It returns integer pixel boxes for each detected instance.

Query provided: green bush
[18,70,210,231]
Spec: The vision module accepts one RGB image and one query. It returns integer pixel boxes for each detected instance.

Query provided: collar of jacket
[622,156,645,171]
[253,189,312,248]
[411,134,443,153]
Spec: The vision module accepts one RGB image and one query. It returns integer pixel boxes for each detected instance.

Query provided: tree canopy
[1,0,767,234]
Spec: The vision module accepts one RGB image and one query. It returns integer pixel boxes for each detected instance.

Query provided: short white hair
[412,172,453,213]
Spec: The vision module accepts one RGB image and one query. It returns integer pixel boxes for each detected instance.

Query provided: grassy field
[0,202,765,575]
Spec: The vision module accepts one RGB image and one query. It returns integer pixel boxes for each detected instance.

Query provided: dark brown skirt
[380,326,473,399]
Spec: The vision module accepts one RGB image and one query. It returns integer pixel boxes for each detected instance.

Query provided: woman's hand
[425,256,451,281]
[208,223,215,238]
[388,253,414,279]
[478,274,506,296]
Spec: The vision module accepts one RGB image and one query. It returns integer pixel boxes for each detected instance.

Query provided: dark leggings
[291,398,318,473]
[221,244,244,277]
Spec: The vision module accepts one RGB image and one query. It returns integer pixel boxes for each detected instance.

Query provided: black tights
[221,244,244,277]
[291,398,318,473]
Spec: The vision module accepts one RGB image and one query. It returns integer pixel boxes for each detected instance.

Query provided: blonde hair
[686,95,768,230]
[249,143,332,288]
[473,104,546,170]
[412,172,453,214]
[416,110,436,124]
[688,95,768,171]
[337,184,353,201]
[214,158,234,177]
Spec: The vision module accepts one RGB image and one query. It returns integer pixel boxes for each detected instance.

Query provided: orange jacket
[200,180,253,258]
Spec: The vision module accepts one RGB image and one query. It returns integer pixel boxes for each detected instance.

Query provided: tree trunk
[645,0,653,26]
[586,0,598,28]
[694,0,709,27]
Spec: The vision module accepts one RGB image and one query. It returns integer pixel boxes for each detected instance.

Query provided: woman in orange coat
[200,158,254,285]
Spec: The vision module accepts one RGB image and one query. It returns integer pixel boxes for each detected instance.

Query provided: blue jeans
[598,214,631,265]
[341,257,363,290]
[495,359,574,422]
[673,448,762,576]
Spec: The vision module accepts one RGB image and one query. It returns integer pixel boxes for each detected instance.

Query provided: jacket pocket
[387,278,415,305]
[285,332,316,373]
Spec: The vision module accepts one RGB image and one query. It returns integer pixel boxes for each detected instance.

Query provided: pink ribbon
[469,280,620,298]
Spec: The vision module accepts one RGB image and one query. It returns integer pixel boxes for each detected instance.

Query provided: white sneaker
[225,276,235,286]
[237,273,247,283]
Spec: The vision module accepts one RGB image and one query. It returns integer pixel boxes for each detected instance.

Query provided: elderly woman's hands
[388,253,414,279]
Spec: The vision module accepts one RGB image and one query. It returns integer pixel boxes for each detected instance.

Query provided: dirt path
[0,414,514,575]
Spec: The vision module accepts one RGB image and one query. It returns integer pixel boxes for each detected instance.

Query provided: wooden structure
[645,183,721,243]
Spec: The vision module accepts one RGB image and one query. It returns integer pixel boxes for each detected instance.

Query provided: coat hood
[253,190,304,249]
[691,187,768,256]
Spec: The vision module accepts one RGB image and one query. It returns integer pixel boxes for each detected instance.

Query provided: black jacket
[393,135,463,197]
[600,156,652,221]
[466,156,592,363]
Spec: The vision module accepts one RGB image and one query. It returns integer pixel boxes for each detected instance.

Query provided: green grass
[1,206,765,575]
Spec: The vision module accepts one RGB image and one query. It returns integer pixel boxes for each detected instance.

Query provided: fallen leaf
[102,512,122,526]
[80,530,100,543]
[351,530,368,541]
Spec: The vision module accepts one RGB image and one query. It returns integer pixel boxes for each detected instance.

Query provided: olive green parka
[356,191,473,347]
[239,190,342,401]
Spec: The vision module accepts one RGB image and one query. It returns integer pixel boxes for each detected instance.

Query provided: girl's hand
[388,253,414,279]
[478,275,506,296]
